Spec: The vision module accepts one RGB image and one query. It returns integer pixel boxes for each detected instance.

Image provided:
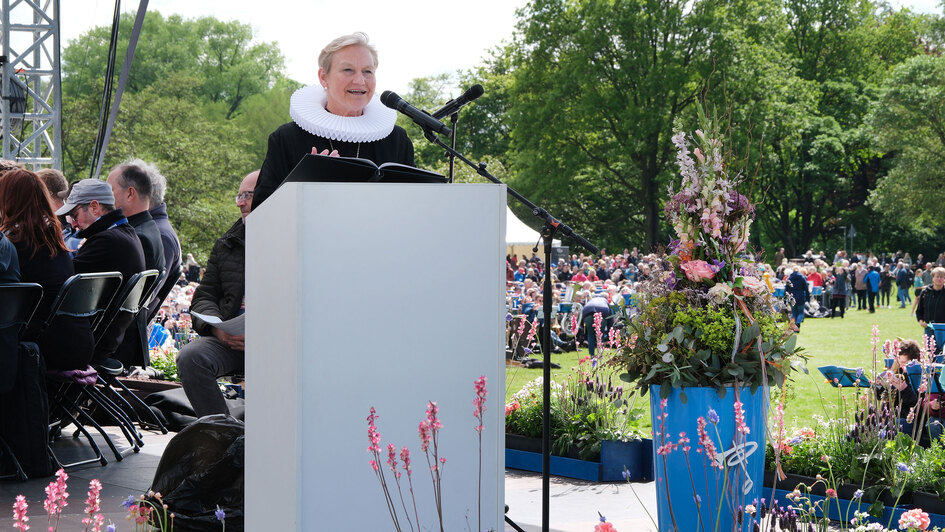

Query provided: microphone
[431,84,484,120]
[380,91,452,136]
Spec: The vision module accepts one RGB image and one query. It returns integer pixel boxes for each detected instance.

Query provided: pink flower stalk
[899,508,931,530]
[400,447,411,473]
[680,260,715,282]
[677,432,691,453]
[570,313,578,335]
[516,317,527,337]
[733,401,750,435]
[82,479,103,532]
[12,495,29,531]
[419,420,432,452]
[387,444,401,479]
[526,319,538,344]
[593,312,604,346]
[44,468,69,529]
[883,339,892,358]
[367,407,382,453]
[696,417,721,469]
[473,375,487,433]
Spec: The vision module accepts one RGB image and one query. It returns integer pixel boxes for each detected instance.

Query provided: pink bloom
[473,375,487,432]
[366,407,382,453]
[400,446,411,473]
[12,495,29,531]
[899,508,931,530]
[825,488,837,498]
[595,521,618,532]
[44,468,69,521]
[680,260,715,282]
[419,420,432,452]
[740,276,767,294]
[733,401,750,435]
[82,479,103,531]
[505,401,521,416]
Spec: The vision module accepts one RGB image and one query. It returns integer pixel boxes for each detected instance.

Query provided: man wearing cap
[56,178,145,375]
[177,170,257,418]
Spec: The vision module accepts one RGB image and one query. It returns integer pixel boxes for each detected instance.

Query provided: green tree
[62,11,285,118]
[867,54,945,233]
[503,0,736,251]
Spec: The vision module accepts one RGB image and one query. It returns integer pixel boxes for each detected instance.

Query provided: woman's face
[318,45,376,117]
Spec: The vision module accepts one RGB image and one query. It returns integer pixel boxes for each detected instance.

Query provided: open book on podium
[284,153,447,184]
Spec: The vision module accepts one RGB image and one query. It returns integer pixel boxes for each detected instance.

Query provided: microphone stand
[447,112,458,183]
[421,128,598,532]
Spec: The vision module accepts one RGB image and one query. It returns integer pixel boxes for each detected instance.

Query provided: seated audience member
[177,171,257,418]
[107,162,168,368]
[106,163,164,272]
[55,178,145,375]
[875,340,943,442]
[35,168,82,253]
[0,170,94,370]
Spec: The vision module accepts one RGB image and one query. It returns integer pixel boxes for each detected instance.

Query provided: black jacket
[126,210,165,275]
[74,208,146,359]
[916,285,945,325]
[191,220,245,338]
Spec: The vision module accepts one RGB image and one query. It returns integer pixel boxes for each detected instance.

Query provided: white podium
[245,182,506,531]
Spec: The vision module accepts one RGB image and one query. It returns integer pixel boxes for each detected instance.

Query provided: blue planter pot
[650,384,767,532]
[600,439,653,481]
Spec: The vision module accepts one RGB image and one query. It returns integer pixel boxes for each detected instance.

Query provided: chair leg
[57,387,126,462]
[79,386,143,451]
[48,398,108,468]
[100,374,169,434]
[0,436,28,481]
[87,380,145,445]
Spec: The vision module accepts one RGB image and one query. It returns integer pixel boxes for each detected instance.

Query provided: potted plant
[611,106,805,532]
[505,358,652,482]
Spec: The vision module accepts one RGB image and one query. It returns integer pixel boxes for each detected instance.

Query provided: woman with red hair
[0,169,93,370]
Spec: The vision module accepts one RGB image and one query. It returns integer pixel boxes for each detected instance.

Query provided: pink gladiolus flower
[595,522,618,532]
[680,260,715,282]
[733,401,750,435]
[400,447,411,473]
[82,479,103,531]
[12,495,29,531]
[899,508,931,530]
[473,375,487,432]
[366,407,382,453]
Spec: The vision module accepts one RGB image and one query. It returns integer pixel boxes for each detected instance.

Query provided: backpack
[0,342,56,478]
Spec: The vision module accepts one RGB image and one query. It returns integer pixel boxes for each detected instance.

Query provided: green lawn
[504,291,927,432]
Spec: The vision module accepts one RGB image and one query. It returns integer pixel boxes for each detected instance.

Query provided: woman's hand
[312,147,340,157]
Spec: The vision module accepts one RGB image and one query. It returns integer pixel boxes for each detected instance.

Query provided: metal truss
[0,0,60,169]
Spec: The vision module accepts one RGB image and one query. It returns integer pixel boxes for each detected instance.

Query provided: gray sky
[61,0,942,96]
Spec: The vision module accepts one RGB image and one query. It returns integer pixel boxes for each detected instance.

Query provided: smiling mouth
[347,89,367,95]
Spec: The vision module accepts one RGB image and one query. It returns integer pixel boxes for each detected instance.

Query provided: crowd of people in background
[504,246,945,353]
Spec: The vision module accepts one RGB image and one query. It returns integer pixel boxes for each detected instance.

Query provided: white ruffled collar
[289,84,396,143]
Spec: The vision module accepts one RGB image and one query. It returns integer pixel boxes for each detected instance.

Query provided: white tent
[506,206,561,258]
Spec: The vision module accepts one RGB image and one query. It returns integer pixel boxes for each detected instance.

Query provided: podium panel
[246,182,506,531]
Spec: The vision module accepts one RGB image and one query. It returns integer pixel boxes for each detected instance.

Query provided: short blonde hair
[318,32,378,73]
[932,266,945,278]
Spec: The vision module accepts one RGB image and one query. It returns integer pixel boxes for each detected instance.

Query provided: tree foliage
[60,11,288,261]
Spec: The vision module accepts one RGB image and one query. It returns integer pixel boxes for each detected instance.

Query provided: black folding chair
[35,272,125,469]
[0,283,43,480]
[93,270,170,434]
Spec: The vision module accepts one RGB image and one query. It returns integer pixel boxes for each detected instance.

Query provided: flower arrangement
[613,106,804,397]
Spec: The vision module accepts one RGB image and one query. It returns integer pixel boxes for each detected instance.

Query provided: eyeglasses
[235,191,254,202]
[67,204,89,219]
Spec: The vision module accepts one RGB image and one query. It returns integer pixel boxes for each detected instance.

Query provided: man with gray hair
[129,158,182,318]
[107,163,164,273]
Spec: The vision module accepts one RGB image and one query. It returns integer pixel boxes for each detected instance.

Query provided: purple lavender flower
[707,409,720,424]
[853,489,864,499]
[897,462,911,473]
[215,507,226,521]
[121,495,136,509]
[506,313,513,322]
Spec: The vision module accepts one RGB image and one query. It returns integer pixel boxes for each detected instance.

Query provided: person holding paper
[251,32,415,210]
[176,170,257,418]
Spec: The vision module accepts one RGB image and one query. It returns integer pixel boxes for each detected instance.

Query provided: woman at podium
[251,32,415,210]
